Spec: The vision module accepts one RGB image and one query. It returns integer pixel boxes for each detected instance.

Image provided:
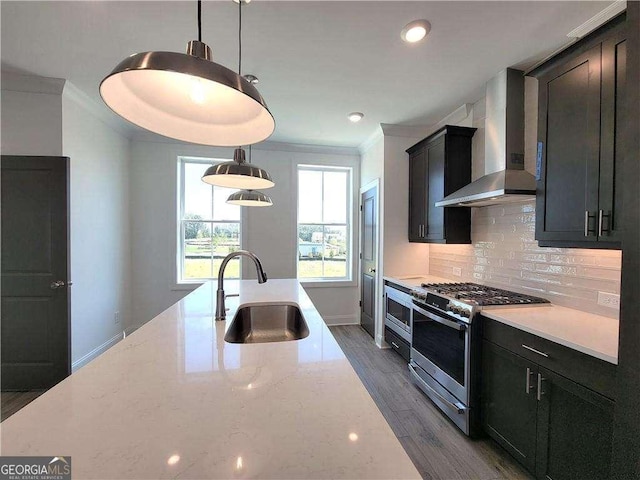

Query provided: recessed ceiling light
[348,112,364,123]
[401,19,431,43]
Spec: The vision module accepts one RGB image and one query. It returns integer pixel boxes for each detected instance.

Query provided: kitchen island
[0,279,420,479]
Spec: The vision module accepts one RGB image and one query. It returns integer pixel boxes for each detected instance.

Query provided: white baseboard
[123,324,144,337]
[323,314,359,326]
[71,332,122,372]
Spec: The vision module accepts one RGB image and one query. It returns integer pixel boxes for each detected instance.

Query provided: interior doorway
[1,155,71,391]
[359,181,379,339]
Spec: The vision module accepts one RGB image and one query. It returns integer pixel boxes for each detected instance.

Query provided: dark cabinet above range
[531,14,626,249]
[407,125,476,244]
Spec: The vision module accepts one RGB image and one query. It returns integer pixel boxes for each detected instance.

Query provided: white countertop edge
[383,274,618,365]
[481,310,618,365]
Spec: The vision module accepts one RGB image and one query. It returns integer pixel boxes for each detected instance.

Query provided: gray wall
[129,139,361,328]
[1,75,133,368]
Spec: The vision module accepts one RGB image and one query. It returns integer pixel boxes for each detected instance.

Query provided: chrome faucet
[215,250,268,321]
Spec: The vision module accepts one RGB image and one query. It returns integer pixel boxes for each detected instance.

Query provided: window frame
[177,156,243,285]
[296,164,353,284]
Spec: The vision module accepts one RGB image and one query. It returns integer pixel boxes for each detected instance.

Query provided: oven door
[411,301,470,403]
[384,286,412,340]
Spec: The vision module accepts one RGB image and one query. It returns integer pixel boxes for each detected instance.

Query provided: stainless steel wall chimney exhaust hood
[436,69,536,207]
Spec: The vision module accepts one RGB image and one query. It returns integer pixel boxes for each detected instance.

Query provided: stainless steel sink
[224,304,310,344]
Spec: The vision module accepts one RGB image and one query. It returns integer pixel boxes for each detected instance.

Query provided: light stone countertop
[383,274,453,290]
[0,279,420,479]
[481,306,619,364]
[383,274,618,365]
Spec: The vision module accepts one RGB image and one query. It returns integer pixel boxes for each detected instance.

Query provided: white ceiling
[1,1,612,148]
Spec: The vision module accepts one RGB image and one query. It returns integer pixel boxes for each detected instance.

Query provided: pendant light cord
[197,0,202,42]
[238,0,242,75]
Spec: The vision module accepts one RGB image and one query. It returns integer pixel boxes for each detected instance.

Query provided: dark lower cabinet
[482,341,538,473]
[536,367,614,480]
[482,339,615,480]
[384,327,410,362]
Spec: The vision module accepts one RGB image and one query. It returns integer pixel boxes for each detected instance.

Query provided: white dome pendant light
[226,146,273,207]
[99,0,275,147]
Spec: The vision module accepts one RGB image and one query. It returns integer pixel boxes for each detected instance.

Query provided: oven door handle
[409,363,467,415]
[412,303,466,331]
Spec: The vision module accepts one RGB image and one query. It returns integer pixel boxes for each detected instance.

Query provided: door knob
[368,268,376,273]
[50,280,66,289]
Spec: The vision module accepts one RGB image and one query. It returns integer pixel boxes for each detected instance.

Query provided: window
[178,157,241,282]
[297,165,352,281]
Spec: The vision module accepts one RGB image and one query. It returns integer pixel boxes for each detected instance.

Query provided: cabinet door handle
[526,367,533,394]
[537,373,545,401]
[391,341,400,349]
[584,211,596,237]
[584,211,589,237]
[598,210,611,236]
[522,344,549,358]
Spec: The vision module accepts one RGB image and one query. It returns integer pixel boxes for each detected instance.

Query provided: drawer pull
[522,344,549,358]
[391,341,400,349]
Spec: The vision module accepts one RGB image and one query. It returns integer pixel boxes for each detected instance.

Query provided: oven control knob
[451,306,460,315]
[461,309,470,318]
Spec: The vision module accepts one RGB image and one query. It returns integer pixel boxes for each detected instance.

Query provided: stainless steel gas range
[408,282,549,437]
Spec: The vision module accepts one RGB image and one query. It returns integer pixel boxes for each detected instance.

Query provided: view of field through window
[180,160,241,281]
[297,167,350,279]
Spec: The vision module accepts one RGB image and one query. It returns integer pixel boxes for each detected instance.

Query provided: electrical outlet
[452,267,462,277]
[597,292,620,309]
[114,311,121,325]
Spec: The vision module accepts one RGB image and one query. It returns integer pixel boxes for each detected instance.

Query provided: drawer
[482,316,616,399]
[385,327,410,362]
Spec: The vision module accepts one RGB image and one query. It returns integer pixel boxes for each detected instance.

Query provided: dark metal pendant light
[224,145,274,206]
[99,0,275,146]
[202,146,274,189]
[226,189,273,207]
[202,1,275,200]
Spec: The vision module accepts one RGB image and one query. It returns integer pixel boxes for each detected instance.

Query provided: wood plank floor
[1,390,45,422]
[329,325,533,480]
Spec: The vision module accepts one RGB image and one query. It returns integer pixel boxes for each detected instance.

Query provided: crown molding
[253,140,359,157]
[380,123,430,138]
[62,81,131,138]
[358,126,384,155]
[132,131,360,157]
[1,71,65,95]
[567,0,626,39]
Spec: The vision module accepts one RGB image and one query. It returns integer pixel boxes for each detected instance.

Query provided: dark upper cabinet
[407,125,475,244]
[482,318,616,480]
[532,14,626,249]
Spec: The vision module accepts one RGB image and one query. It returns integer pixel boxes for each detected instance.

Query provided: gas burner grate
[419,282,550,306]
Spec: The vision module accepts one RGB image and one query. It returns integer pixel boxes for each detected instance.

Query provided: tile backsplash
[429,201,622,319]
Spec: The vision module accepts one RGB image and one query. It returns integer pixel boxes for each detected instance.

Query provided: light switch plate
[452,267,462,277]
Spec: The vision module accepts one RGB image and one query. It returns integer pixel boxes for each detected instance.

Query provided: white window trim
[175,156,244,287]
[296,164,356,287]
